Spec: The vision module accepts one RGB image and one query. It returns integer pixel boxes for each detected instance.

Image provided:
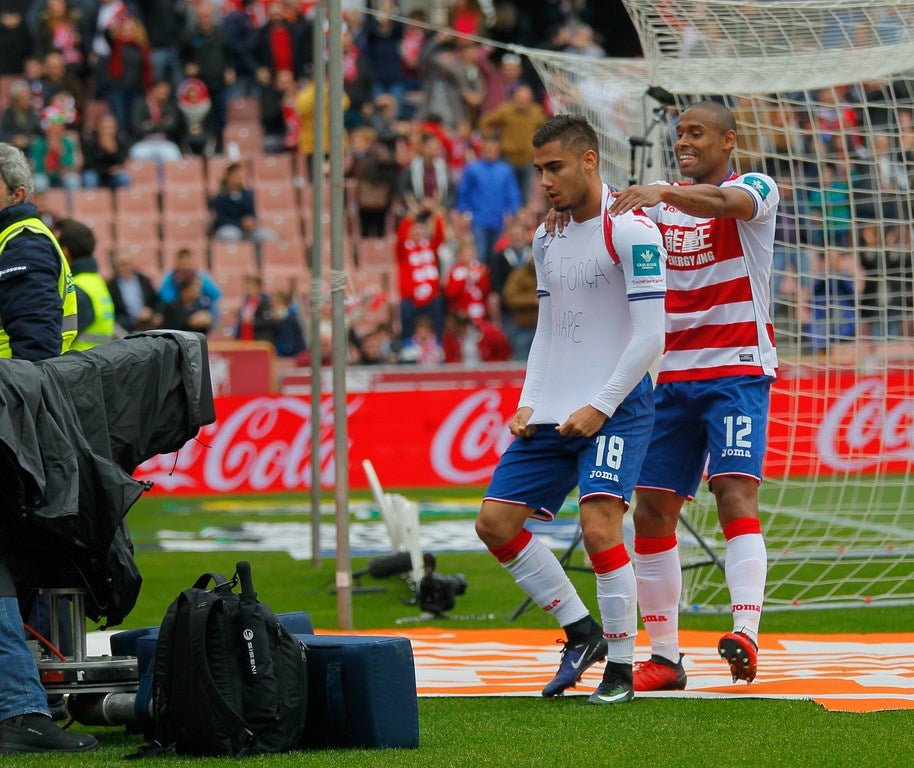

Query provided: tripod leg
[678,512,726,573]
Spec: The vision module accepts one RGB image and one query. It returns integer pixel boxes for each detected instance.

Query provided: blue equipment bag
[296,634,419,749]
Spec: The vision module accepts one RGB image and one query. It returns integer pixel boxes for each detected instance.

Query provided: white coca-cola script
[818,377,914,471]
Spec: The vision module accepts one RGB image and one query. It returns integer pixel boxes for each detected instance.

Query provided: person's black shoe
[0,713,98,754]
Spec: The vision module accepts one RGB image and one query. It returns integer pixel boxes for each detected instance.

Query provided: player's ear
[581,148,598,173]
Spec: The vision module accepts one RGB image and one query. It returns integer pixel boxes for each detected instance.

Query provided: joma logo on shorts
[588,470,619,481]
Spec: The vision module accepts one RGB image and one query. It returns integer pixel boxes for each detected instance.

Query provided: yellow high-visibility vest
[71,270,115,350]
[0,216,78,358]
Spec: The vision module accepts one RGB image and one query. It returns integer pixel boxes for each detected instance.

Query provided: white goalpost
[520,0,914,611]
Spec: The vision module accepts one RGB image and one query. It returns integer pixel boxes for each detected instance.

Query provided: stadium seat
[115,214,160,248]
[70,188,116,241]
[260,211,304,244]
[224,123,264,156]
[93,231,117,274]
[115,185,160,216]
[38,187,70,219]
[161,184,209,216]
[251,152,295,186]
[161,211,209,246]
[356,236,396,269]
[227,96,260,126]
[124,158,159,191]
[258,183,299,216]
[261,239,307,272]
[70,187,114,217]
[209,239,258,275]
[161,155,206,188]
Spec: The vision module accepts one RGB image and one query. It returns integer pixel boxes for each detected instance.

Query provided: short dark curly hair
[531,113,599,158]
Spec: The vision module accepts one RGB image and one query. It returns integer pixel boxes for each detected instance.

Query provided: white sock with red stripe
[489,529,590,628]
[633,534,681,664]
[723,518,767,645]
[592,544,637,665]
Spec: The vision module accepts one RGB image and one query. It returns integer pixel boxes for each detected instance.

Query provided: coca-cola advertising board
[134,369,914,494]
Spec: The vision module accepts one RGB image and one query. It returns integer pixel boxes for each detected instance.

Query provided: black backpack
[144,561,308,757]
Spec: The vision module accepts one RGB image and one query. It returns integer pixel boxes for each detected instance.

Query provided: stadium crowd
[2,0,911,364]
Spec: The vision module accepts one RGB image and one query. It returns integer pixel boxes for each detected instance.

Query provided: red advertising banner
[767,367,914,476]
[135,369,914,494]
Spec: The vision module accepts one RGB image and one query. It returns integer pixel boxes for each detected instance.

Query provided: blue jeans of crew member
[0,560,49,720]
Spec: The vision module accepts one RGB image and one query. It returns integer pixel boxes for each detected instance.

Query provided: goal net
[522,0,914,611]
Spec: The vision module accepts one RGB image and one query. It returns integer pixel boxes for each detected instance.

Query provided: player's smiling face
[533,139,593,214]
[674,106,734,184]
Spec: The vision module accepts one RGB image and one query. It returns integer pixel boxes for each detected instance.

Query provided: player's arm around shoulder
[612,178,763,222]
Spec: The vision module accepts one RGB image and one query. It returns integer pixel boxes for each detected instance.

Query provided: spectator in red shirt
[234,273,273,342]
[396,207,445,340]
[251,0,309,80]
[442,312,511,363]
[443,237,491,322]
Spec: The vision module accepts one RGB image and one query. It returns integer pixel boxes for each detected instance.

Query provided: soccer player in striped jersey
[475,114,667,705]
[609,100,779,689]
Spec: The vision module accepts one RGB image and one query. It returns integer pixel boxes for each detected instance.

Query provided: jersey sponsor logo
[632,244,663,277]
[743,175,771,200]
[663,223,714,259]
[739,353,755,362]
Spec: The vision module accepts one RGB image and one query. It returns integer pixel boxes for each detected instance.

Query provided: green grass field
[22,489,913,767]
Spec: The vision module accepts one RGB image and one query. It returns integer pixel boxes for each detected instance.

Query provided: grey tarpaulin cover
[0,330,215,627]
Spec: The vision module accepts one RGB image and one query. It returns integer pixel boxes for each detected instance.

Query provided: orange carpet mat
[359,628,914,713]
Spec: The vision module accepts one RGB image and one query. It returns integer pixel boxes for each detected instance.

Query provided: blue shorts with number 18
[484,373,654,521]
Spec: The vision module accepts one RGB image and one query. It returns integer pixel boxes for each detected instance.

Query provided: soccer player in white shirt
[609,100,779,689]
[475,114,667,704]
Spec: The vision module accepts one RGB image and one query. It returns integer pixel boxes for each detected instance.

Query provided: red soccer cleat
[718,631,758,683]
[633,654,687,691]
